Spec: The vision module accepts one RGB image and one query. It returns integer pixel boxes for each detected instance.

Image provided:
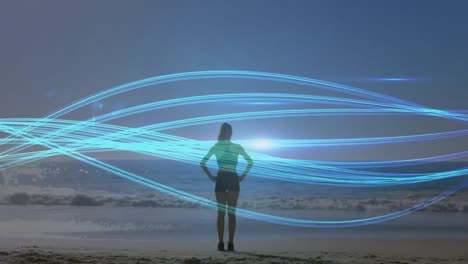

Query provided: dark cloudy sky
[0,0,466,161]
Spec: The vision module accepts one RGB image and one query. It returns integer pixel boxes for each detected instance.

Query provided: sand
[0,237,467,264]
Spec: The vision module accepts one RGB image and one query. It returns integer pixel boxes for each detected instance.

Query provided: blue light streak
[0,70,466,228]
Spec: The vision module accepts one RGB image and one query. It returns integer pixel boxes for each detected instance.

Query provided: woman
[200,123,253,251]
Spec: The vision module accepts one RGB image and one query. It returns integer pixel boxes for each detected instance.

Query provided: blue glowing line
[0,71,466,228]
[366,77,422,82]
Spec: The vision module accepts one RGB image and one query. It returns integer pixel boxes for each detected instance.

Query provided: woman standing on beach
[200,123,254,251]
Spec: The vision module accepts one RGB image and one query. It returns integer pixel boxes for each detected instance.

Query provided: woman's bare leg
[215,192,228,243]
[227,191,239,243]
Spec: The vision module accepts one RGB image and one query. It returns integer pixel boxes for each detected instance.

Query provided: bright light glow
[251,139,275,149]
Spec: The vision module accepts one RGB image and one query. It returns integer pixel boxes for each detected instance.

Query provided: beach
[0,206,467,264]
[2,0,468,262]
[0,237,467,264]
[0,161,467,263]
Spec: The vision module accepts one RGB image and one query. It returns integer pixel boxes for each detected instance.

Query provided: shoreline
[0,237,467,264]
[2,237,468,257]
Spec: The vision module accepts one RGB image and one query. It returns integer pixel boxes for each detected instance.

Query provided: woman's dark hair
[218,122,232,141]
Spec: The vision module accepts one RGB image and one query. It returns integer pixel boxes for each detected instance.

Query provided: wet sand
[0,237,467,264]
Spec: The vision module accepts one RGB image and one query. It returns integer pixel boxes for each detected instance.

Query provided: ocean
[0,160,466,241]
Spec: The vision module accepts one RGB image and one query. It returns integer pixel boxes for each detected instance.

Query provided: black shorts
[215,171,240,192]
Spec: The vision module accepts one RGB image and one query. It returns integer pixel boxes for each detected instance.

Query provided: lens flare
[248,139,275,149]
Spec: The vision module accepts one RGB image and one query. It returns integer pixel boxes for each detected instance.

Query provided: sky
[0,0,466,161]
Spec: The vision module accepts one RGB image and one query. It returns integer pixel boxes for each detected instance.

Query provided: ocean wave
[1,187,466,213]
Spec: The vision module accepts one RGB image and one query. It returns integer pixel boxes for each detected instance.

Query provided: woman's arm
[238,145,253,182]
[200,145,216,182]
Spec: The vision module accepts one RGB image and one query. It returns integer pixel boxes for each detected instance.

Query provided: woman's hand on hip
[238,174,246,182]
